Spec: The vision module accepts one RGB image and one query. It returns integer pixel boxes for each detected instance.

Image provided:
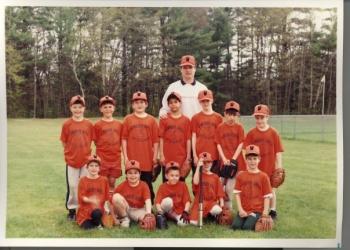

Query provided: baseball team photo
[2,0,343,248]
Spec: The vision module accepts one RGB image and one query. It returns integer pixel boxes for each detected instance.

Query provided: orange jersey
[191,112,223,160]
[243,127,284,176]
[215,122,245,171]
[234,171,272,214]
[94,119,122,168]
[77,176,109,225]
[155,181,191,214]
[114,180,150,208]
[122,114,159,172]
[60,118,94,168]
[159,114,191,166]
[190,172,224,220]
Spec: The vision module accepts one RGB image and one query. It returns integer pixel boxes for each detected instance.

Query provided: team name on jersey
[69,129,90,136]
[129,124,150,142]
[197,121,216,140]
[221,131,238,140]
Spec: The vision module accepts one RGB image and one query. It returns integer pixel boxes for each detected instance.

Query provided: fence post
[321,115,325,142]
[280,115,284,137]
[293,115,297,140]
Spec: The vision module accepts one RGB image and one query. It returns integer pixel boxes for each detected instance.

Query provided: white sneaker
[97,224,104,230]
[119,216,130,228]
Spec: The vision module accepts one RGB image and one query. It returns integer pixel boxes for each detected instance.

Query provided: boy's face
[126,169,140,185]
[87,162,100,177]
[202,160,213,172]
[246,155,260,171]
[224,112,237,124]
[255,115,269,129]
[132,100,147,113]
[199,99,212,111]
[180,65,196,81]
[168,98,181,113]
[100,103,115,118]
[166,169,180,185]
[70,103,85,118]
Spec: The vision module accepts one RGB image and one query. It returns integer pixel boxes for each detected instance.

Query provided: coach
[159,55,208,119]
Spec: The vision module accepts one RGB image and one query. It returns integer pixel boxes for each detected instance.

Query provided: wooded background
[5,7,337,118]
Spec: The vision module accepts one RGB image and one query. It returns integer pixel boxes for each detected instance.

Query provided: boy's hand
[159,155,166,166]
[223,158,230,165]
[90,196,100,207]
[193,155,199,165]
[159,113,168,120]
[239,209,248,218]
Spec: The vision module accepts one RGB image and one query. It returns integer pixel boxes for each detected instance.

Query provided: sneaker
[119,216,130,228]
[67,209,76,221]
[269,210,277,220]
[97,224,104,230]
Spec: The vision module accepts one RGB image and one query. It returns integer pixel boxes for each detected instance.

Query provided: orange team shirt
[191,112,223,160]
[114,180,151,208]
[243,127,284,177]
[155,181,191,214]
[60,118,94,168]
[215,122,245,172]
[190,172,224,220]
[159,114,191,166]
[234,171,272,214]
[122,114,159,172]
[77,176,109,225]
[94,119,123,168]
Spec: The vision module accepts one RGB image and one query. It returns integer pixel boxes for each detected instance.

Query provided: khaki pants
[66,165,87,210]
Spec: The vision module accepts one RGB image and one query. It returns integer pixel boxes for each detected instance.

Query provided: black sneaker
[269,210,277,220]
[67,209,76,221]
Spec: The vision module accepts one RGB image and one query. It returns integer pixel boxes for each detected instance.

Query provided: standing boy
[77,155,110,229]
[191,90,223,175]
[232,145,273,231]
[243,104,284,219]
[155,161,191,226]
[60,95,94,220]
[159,92,191,181]
[215,100,245,209]
[189,152,224,225]
[121,91,159,202]
[112,160,153,228]
[94,95,123,194]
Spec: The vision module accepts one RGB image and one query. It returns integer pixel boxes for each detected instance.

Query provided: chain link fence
[240,115,337,143]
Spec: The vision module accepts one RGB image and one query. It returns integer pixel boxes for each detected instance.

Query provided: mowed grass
[6,118,337,238]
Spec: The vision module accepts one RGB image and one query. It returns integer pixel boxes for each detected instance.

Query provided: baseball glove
[152,163,162,182]
[255,215,274,232]
[217,207,234,225]
[101,213,115,229]
[139,213,156,230]
[180,160,192,179]
[270,168,285,188]
[220,159,238,178]
[156,213,168,229]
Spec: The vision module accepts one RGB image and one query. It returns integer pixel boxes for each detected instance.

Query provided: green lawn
[6,118,338,238]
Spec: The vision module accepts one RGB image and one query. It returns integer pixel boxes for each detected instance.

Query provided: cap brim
[180,62,195,66]
[252,112,268,116]
[199,98,212,101]
[100,100,115,107]
[125,167,140,173]
[70,100,85,106]
[132,98,147,102]
[245,153,259,157]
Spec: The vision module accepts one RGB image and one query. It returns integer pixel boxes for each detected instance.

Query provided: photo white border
[0,0,343,248]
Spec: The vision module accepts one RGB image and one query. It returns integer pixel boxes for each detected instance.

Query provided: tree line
[5,7,337,118]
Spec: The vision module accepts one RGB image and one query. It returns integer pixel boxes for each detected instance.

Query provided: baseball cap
[198,90,213,101]
[87,155,101,165]
[225,100,240,112]
[253,104,270,116]
[132,91,147,102]
[167,91,182,103]
[99,95,116,107]
[199,152,213,162]
[245,145,260,157]
[70,95,85,107]
[125,160,141,173]
[180,55,196,67]
[165,161,180,172]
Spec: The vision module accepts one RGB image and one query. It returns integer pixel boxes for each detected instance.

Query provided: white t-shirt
[159,80,208,119]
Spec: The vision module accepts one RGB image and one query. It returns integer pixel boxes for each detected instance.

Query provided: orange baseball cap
[253,104,270,116]
[180,55,196,67]
[167,91,182,102]
[225,100,240,112]
[198,90,213,101]
[245,144,260,157]
[87,155,101,165]
[125,160,141,173]
[165,161,180,172]
[199,152,213,162]
[132,91,147,102]
[99,95,116,107]
[70,95,85,107]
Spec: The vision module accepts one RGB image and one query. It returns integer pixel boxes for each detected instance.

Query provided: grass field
[6,118,338,238]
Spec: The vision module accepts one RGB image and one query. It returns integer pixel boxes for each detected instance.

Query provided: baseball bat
[198,165,203,229]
